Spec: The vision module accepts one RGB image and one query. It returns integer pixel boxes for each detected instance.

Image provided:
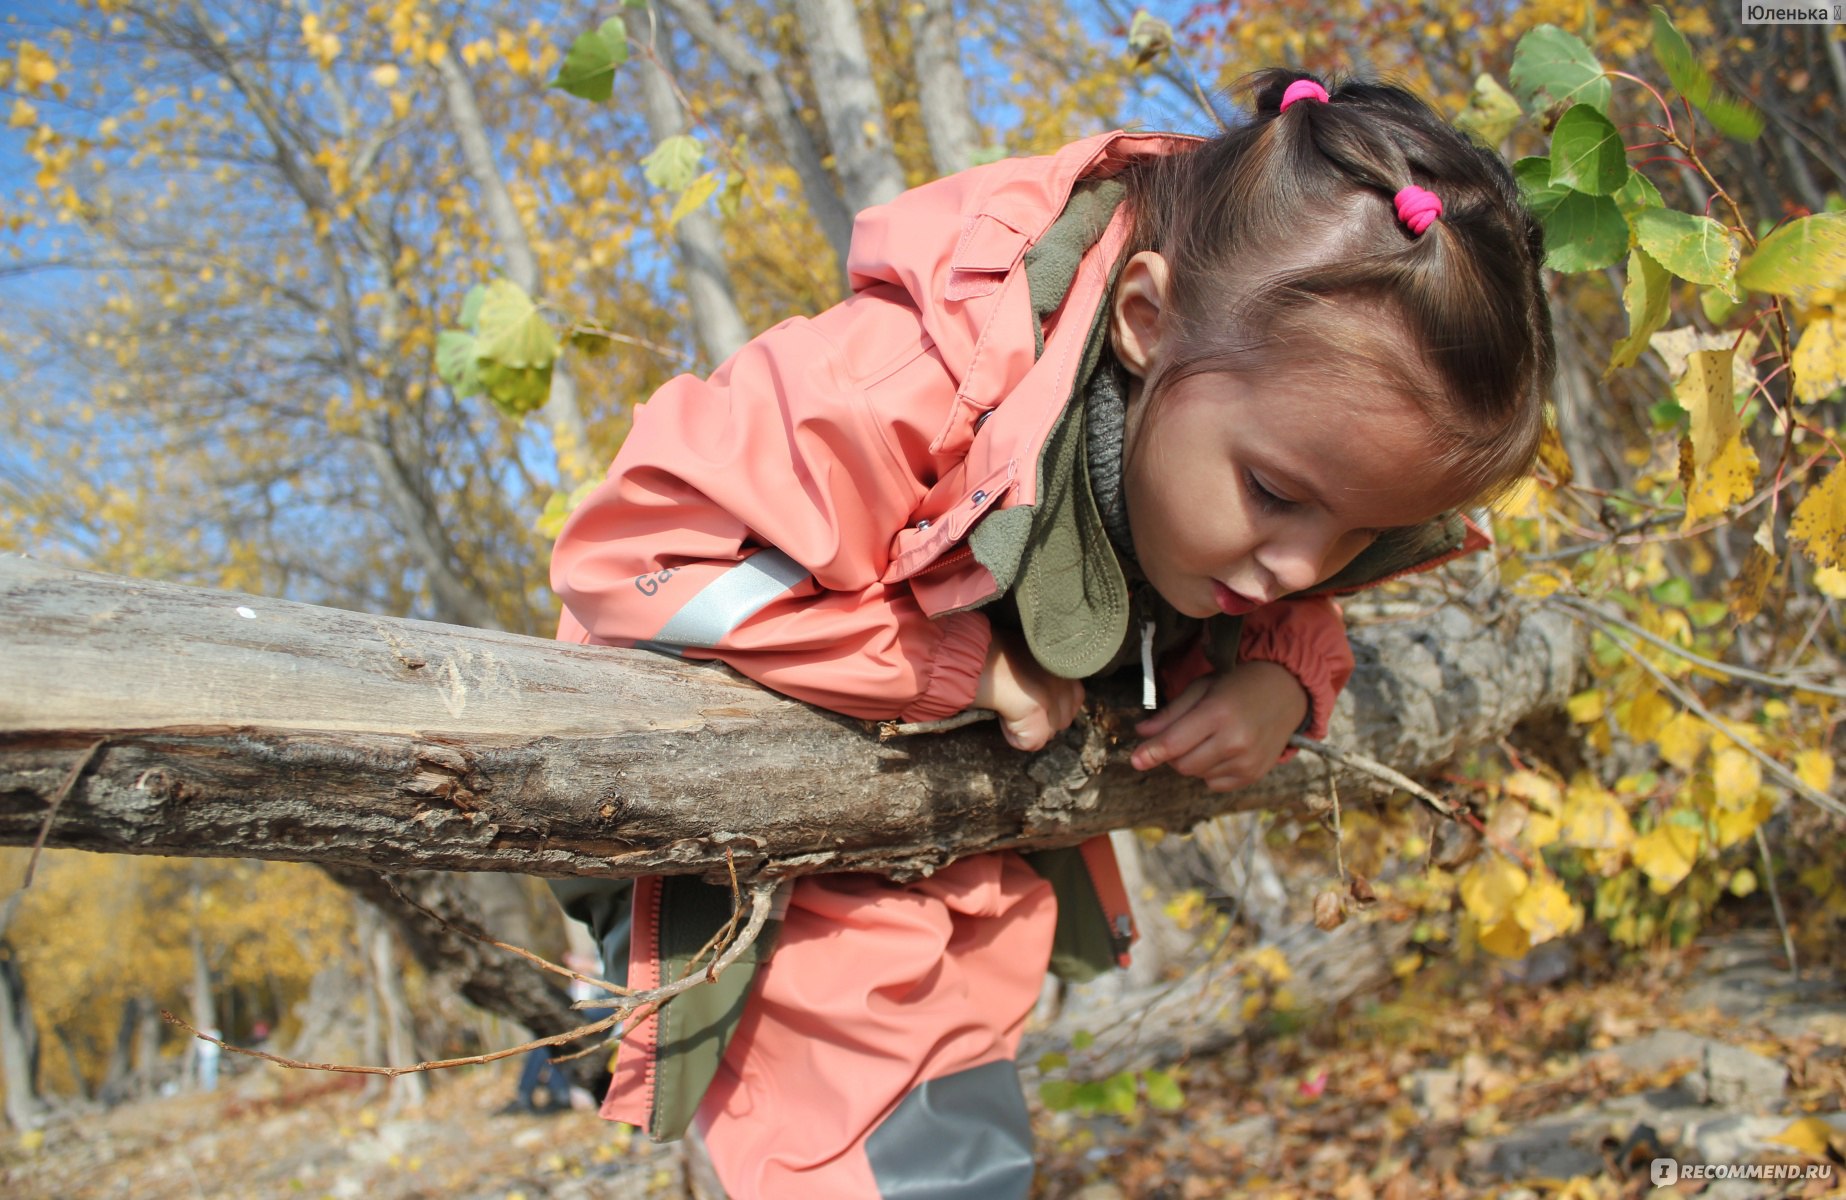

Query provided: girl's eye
[1242,470,1293,515]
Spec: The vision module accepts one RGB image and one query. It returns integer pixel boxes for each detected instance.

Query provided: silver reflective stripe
[864,1060,1034,1199]
[636,548,809,652]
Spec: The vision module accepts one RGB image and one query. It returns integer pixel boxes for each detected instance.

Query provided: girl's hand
[1130,662,1308,792]
[974,633,1085,752]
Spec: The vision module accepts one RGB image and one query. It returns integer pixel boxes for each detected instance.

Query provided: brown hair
[1115,69,1555,508]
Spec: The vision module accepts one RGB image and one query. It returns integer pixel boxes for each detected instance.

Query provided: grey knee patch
[864,1060,1034,1200]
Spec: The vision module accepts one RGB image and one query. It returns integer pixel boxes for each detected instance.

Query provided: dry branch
[1,556,1580,882]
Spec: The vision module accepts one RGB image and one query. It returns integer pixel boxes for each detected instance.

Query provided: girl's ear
[1110,251,1171,378]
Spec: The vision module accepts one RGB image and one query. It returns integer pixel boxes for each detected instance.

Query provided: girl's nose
[1257,532,1338,597]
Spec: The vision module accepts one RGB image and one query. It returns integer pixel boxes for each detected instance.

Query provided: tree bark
[432,47,595,483]
[0,941,49,1130]
[908,0,982,177]
[791,0,907,214]
[627,9,752,365]
[1,556,1579,881]
[657,0,856,274]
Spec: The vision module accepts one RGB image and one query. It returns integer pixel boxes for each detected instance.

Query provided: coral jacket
[550,129,1490,1139]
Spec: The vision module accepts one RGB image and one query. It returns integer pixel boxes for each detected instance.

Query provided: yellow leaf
[1650,327,1760,395]
[1654,708,1705,768]
[15,41,59,92]
[7,97,37,129]
[1561,781,1635,853]
[1248,945,1292,984]
[1619,691,1673,742]
[1727,542,1775,624]
[371,63,401,88]
[1566,690,1604,723]
[1478,917,1531,959]
[1711,794,1771,850]
[1711,747,1762,809]
[1796,748,1835,792]
[1511,566,1569,597]
[1633,822,1701,893]
[1791,313,1846,403]
[1681,431,1759,530]
[1459,857,1528,926]
[1790,461,1846,570]
[1728,868,1757,897]
[1677,347,1740,468]
[1512,876,1583,944]
[1769,1115,1842,1158]
[1392,952,1423,978]
[1816,565,1846,598]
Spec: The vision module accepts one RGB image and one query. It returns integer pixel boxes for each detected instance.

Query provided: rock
[1193,1112,1276,1152]
[1403,1068,1462,1122]
[1477,1113,1607,1180]
[1603,1029,1709,1074]
[1699,1042,1787,1109]
[1598,1030,1787,1109]
[1764,1004,1846,1045]
[1683,1114,1793,1164]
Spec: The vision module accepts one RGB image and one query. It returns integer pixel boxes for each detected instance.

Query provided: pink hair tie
[1279,79,1329,111]
[1394,185,1443,236]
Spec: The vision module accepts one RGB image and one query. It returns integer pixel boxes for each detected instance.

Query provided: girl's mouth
[1212,581,1261,615]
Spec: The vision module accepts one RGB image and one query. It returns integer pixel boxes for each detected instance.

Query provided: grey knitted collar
[1084,350,1138,568]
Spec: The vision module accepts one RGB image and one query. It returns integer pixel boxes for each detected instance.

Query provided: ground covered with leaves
[5,915,1841,1200]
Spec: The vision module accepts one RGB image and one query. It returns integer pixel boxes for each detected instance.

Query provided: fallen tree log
[1,556,1580,880]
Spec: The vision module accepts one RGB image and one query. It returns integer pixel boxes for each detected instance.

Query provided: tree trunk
[432,47,595,484]
[0,941,49,1130]
[627,8,752,365]
[792,0,907,214]
[658,0,856,274]
[908,0,981,177]
[1,556,1579,882]
[100,996,140,1105]
[368,917,428,1110]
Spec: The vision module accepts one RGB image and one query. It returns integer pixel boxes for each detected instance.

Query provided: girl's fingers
[1135,676,1210,739]
[1133,708,1215,772]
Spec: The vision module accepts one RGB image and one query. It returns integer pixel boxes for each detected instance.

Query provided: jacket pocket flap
[945,215,1028,301]
[884,463,1016,582]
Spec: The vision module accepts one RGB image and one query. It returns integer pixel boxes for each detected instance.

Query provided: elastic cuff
[900,610,993,723]
[1238,640,1348,766]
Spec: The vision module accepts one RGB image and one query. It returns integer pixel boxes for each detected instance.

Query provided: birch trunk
[627,10,752,364]
[657,0,856,272]
[0,944,48,1130]
[908,0,982,177]
[792,0,907,213]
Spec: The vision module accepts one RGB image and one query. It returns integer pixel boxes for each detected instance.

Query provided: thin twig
[1755,825,1799,978]
[1287,736,1459,819]
[1550,595,1846,699]
[380,876,628,997]
[880,709,997,739]
[161,1008,624,1078]
[25,739,106,889]
[1592,625,1846,820]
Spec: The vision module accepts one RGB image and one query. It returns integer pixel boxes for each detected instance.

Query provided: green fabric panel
[1304,512,1468,597]
[968,504,1034,599]
[650,877,780,1141]
[1021,846,1117,983]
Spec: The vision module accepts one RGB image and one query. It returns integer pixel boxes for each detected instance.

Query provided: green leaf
[1518,159,1628,273]
[1649,7,1763,142]
[475,280,559,370]
[1649,6,1711,108]
[1454,73,1523,147]
[1509,25,1610,116]
[1037,1079,1078,1111]
[642,135,704,192]
[435,330,483,398]
[1071,1080,1109,1112]
[1071,1029,1095,1051]
[1549,104,1628,195]
[1632,208,1741,293]
[1102,1071,1139,1118]
[667,170,721,228]
[1736,212,1846,294]
[1700,286,1740,325]
[1036,1052,1068,1073]
[1608,248,1671,374]
[1613,169,1664,220]
[478,361,553,418]
[550,18,628,103]
[458,284,487,332]
[718,172,746,219]
[1702,92,1764,142]
[1144,1068,1185,1112]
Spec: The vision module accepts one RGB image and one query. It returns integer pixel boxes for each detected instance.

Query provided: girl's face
[1121,365,1473,619]
[1109,250,1474,619]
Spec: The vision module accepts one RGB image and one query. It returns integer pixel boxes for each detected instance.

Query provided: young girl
[549,71,1554,1199]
